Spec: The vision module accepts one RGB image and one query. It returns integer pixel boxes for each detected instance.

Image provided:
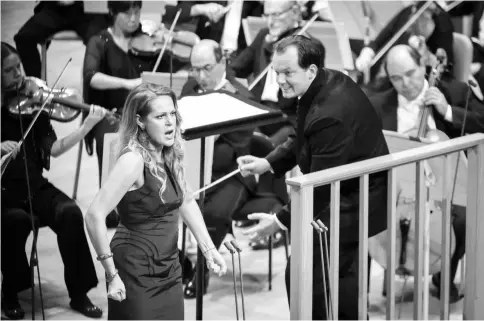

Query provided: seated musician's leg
[32,183,103,318]
[431,204,466,302]
[13,2,74,78]
[184,178,249,299]
[1,207,32,320]
[92,118,119,228]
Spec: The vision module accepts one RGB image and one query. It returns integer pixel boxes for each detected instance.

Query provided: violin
[5,77,120,124]
[368,49,464,284]
[129,20,200,63]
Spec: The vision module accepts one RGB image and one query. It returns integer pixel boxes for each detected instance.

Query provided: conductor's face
[272,46,316,98]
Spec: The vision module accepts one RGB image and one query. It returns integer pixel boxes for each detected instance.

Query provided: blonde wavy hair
[116,82,186,202]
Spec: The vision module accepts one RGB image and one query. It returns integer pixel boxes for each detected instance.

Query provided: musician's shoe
[70,295,103,318]
[184,267,209,299]
[431,273,464,303]
[2,293,25,320]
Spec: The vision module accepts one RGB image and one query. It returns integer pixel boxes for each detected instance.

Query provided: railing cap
[286,133,484,188]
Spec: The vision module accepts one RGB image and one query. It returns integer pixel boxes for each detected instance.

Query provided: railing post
[414,161,425,320]
[440,155,453,319]
[386,168,397,320]
[358,175,369,320]
[464,143,484,320]
[330,182,341,319]
[289,184,314,320]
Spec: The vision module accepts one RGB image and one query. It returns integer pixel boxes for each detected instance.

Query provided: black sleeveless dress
[108,163,184,320]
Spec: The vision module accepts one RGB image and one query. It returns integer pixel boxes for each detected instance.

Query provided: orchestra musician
[448,1,484,92]
[1,42,105,320]
[14,1,109,79]
[228,0,326,147]
[355,1,455,91]
[179,39,257,299]
[237,35,389,320]
[84,83,227,320]
[369,44,484,302]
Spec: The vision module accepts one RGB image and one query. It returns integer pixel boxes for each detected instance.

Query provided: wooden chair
[452,32,473,83]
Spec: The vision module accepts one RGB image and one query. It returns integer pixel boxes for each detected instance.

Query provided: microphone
[316,219,333,319]
[223,241,239,320]
[230,240,246,320]
[311,221,329,320]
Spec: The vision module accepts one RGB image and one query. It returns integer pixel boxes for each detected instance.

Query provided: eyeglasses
[190,63,217,75]
[262,6,294,20]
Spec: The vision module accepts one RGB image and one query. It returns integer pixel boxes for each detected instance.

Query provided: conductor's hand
[204,249,227,277]
[237,155,271,177]
[242,213,281,241]
[107,274,126,302]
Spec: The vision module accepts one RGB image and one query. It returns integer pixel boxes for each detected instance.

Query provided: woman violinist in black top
[1,42,106,320]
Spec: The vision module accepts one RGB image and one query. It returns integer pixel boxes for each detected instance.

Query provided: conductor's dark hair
[273,35,325,70]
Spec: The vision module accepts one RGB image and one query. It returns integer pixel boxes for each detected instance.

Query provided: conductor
[237,35,389,319]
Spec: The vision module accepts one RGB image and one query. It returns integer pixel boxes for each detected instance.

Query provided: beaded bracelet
[202,247,216,255]
[106,269,119,283]
[96,252,113,261]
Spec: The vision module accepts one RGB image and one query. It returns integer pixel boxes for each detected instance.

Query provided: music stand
[243,17,354,71]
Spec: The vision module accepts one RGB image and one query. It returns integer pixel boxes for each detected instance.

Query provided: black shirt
[1,104,56,202]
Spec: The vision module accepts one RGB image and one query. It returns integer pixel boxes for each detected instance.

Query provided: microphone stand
[2,59,71,320]
[16,88,46,321]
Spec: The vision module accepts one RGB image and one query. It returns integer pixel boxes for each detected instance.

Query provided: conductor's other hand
[242,213,281,241]
[204,249,227,276]
[237,155,271,177]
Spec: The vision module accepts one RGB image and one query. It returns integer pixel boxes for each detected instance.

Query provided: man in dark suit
[180,39,257,299]
[237,35,389,320]
[369,44,484,302]
[228,0,326,146]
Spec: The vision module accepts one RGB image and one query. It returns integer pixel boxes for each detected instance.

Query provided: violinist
[179,39,257,299]
[369,45,484,302]
[14,1,109,79]
[83,1,165,191]
[355,1,455,92]
[1,42,105,319]
[228,0,326,147]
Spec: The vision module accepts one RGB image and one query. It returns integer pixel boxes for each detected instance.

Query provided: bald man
[180,40,262,299]
[369,44,484,302]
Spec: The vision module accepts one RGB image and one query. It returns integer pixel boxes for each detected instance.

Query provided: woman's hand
[83,105,107,130]
[107,274,126,302]
[203,249,227,276]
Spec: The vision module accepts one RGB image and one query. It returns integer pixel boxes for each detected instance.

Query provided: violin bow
[1,58,72,177]
[152,9,182,73]
[248,12,319,91]
[368,0,434,68]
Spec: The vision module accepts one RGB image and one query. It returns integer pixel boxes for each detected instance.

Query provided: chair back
[452,32,473,83]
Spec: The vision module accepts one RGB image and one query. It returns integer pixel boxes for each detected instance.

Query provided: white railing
[287,133,484,320]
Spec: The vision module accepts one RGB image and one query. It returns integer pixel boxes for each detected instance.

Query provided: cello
[368,48,467,311]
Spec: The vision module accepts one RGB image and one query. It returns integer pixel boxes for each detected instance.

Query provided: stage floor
[1,1,464,319]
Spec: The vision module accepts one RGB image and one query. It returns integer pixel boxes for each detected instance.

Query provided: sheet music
[177,93,267,130]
